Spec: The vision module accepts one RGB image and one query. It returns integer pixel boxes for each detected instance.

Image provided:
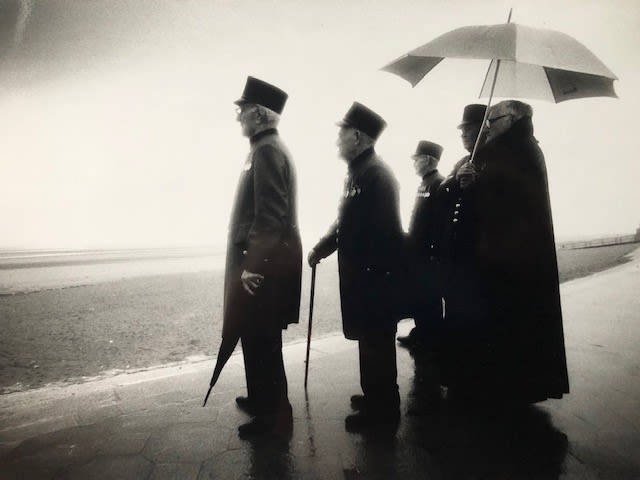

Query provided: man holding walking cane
[308,102,404,432]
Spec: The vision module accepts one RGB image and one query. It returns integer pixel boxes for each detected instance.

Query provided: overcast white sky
[1,0,638,250]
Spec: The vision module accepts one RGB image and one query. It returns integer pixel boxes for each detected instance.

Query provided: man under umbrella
[308,102,404,432]
[440,100,569,403]
[222,76,302,438]
[432,104,489,399]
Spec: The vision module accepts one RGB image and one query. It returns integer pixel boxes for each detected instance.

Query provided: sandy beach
[0,243,637,393]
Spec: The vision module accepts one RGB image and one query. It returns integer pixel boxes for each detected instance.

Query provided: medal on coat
[344,180,362,198]
[242,153,252,171]
[416,184,431,198]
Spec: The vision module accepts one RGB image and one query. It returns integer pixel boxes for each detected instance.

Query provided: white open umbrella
[382,22,618,103]
[381,14,618,160]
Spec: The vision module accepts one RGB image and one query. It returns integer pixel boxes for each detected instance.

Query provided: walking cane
[304,264,317,390]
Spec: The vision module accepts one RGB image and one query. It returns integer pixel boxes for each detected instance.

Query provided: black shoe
[397,328,417,349]
[235,396,255,415]
[238,403,293,440]
[345,410,400,433]
[238,416,272,438]
[350,394,367,411]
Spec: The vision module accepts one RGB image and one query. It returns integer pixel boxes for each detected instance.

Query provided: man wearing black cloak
[441,100,569,403]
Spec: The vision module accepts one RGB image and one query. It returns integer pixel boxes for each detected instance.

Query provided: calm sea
[0,247,226,295]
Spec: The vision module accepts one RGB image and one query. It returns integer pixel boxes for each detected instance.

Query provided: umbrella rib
[408,55,443,87]
[541,66,559,103]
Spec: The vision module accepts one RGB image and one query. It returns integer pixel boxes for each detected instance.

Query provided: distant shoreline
[0,247,226,296]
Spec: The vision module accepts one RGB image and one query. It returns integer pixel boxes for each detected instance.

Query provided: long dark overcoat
[314,148,404,340]
[222,129,302,338]
[407,170,445,258]
[402,170,445,318]
[440,117,569,401]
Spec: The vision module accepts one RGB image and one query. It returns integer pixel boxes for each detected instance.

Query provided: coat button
[454,210,459,216]
[455,203,461,207]
[453,218,459,223]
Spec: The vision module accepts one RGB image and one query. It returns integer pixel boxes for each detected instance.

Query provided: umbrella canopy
[203,334,239,407]
[382,23,618,103]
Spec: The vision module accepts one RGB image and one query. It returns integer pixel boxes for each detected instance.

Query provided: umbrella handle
[304,265,317,390]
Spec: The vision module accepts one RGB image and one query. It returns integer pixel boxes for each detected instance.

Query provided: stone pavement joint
[1,248,640,479]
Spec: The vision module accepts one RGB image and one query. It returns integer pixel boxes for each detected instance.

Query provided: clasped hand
[456,163,477,189]
[241,270,264,296]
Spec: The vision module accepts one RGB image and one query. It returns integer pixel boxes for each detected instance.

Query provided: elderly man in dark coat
[436,104,490,396]
[441,100,569,403]
[308,102,404,431]
[397,141,445,351]
[223,76,302,438]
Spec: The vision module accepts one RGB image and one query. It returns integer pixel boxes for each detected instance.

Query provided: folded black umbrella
[203,334,239,407]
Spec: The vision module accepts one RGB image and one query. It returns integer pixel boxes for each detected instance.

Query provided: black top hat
[234,76,288,114]
[412,140,443,160]
[457,104,487,128]
[336,102,387,140]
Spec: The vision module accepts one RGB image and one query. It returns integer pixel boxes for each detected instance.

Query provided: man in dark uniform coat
[397,141,445,351]
[435,104,489,399]
[441,101,570,403]
[308,102,404,431]
[438,104,488,263]
[223,76,302,437]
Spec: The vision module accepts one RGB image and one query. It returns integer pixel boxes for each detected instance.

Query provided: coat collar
[249,128,278,145]
[422,169,439,181]
[491,116,536,149]
[348,147,374,172]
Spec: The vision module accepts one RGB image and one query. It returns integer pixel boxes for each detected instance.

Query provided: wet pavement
[1,249,639,479]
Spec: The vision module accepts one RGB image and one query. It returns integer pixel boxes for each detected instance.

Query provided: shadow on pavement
[401,354,569,480]
[244,436,295,480]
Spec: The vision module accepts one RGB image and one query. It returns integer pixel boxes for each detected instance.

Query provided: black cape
[440,117,569,402]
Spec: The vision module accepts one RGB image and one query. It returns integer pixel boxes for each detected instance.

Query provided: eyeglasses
[485,113,511,127]
[235,105,257,116]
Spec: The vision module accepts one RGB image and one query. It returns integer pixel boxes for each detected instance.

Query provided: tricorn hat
[336,102,387,140]
[412,140,443,160]
[234,76,288,114]
[457,104,487,128]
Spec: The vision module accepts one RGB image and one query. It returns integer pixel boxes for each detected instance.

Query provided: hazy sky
[1,0,638,249]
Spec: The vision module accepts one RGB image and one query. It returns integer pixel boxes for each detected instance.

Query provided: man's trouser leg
[241,327,289,416]
[414,297,444,348]
[358,329,400,412]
